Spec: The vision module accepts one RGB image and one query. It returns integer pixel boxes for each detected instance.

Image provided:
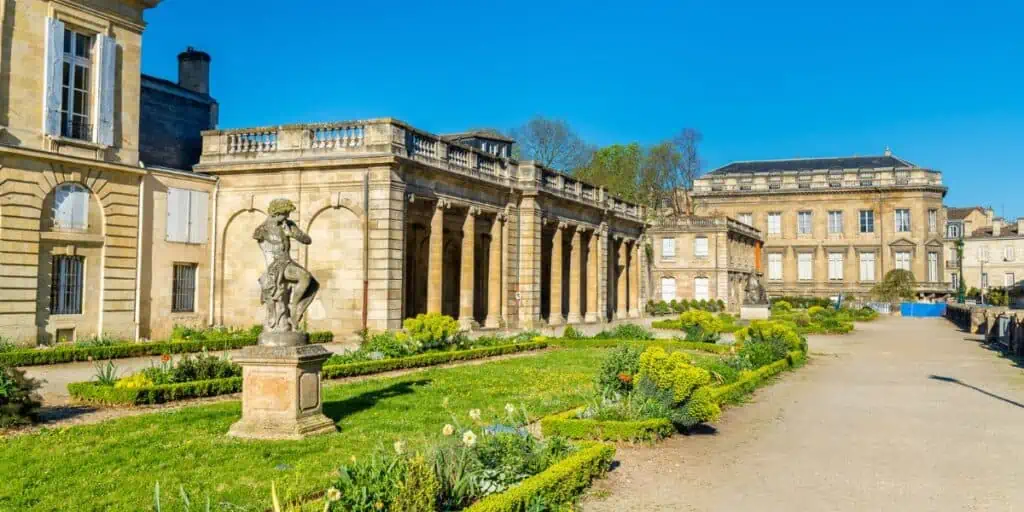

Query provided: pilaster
[459,207,479,329]
[549,221,565,326]
[567,226,583,324]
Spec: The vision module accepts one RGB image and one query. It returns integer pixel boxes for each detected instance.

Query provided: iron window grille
[172,263,197,313]
[51,255,84,315]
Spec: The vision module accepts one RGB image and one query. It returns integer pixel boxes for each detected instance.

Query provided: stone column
[567,227,583,324]
[549,222,565,326]
[585,230,600,323]
[517,197,542,328]
[484,213,504,328]
[616,237,628,319]
[459,207,479,329]
[426,200,446,314]
[629,240,640,318]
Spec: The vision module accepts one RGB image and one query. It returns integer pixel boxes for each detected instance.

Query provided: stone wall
[138,75,217,170]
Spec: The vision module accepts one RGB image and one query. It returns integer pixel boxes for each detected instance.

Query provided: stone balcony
[198,118,643,222]
[693,167,945,195]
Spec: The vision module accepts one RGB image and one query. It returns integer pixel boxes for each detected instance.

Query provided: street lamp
[955,237,965,304]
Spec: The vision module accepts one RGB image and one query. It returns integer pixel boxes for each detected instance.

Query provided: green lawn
[0,348,609,511]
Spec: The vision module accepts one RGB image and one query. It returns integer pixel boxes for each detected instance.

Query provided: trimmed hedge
[709,350,806,405]
[68,377,243,406]
[0,331,334,367]
[465,441,615,512]
[540,407,674,443]
[548,337,731,354]
[320,341,548,379]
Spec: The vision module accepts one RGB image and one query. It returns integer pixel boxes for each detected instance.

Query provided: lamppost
[955,237,965,303]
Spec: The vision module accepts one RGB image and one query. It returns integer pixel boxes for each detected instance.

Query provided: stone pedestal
[228,341,336,440]
[740,305,770,320]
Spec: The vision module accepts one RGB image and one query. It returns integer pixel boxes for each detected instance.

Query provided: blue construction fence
[900,302,947,317]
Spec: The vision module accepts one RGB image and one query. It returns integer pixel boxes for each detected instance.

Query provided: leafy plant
[0,337,18,353]
[0,365,41,428]
[734,320,805,368]
[594,345,642,393]
[636,347,711,404]
[561,326,585,339]
[678,310,723,343]
[93,360,120,386]
[871,269,917,303]
[771,300,792,313]
[592,324,654,340]
[404,313,462,350]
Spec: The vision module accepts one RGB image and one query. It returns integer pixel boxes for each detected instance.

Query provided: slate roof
[708,155,916,175]
[441,130,516,144]
[946,206,985,221]
[969,224,1021,238]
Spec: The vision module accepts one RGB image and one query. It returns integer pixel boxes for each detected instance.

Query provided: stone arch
[303,204,364,338]
[219,208,266,327]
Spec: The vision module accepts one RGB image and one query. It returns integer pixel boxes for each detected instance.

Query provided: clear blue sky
[141,0,1024,218]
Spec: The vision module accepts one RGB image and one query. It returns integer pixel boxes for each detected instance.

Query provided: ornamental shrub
[363,331,418,358]
[772,300,792,313]
[0,365,41,428]
[678,310,723,343]
[735,320,806,368]
[593,324,654,340]
[595,345,642,393]
[393,454,441,512]
[679,386,721,427]
[807,305,828,319]
[561,326,585,339]
[404,313,462,350]
[636,347,711,404]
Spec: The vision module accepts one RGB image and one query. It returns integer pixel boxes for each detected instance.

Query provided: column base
[459,317,479,330]
[615,310,628,320]
[566,312,583,324]
[628,309,640,319]
[584,312,600,323]
[483,315,502,329]
[548,313,565,326]
[228,344,337,441]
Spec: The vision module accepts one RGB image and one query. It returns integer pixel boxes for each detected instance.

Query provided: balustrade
[309,124,365,149]
[227,129,278,153]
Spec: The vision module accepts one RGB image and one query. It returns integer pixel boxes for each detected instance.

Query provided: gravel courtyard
[585,316,1024,511]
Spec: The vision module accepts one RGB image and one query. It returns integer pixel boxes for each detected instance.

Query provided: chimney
[993,218,1003,237]
[177,47,211,95]
[884,146,892,157]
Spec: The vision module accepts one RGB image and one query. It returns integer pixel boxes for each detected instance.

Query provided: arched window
[52,183,89,230]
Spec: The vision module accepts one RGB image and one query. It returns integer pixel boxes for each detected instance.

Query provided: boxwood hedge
[540,407,675,443]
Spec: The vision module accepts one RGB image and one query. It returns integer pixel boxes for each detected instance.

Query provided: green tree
[871,269,917,303]
[573,143,643,202]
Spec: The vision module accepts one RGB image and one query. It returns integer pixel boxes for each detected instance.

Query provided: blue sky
[141,0,1023,218]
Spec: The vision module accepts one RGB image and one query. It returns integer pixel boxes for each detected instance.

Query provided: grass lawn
[0,347,610,511]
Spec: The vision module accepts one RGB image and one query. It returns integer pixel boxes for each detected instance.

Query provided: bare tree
[669,128,703,216]
[508,116,593,172]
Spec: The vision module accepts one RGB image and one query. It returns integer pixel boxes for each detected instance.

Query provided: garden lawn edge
[1,331,333,367]
[320,341,548,378]
[548,338,731,354]
[709,349,807,405]
[464,441,615,512]
[539,407,674,443]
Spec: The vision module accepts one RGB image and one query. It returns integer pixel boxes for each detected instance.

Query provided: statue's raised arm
[285,219,312,245]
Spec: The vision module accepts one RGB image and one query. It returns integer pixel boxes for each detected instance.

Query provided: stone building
[692,153,949,299]
[946,211,1024,297]
[646,216,763,310]
[195,120,647,337]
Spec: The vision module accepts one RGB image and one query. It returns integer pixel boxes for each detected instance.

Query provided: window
[166,188,210,243]
[978,246,990,262]
[859,210,875,233]
[767,213,782,235]
[660,277,676,302]
[928,252,938,282]
[60,28,92,140]
[981,273,989,289]
[694,277,709,301]
[947,223,961,238]
[798,253,812,281]
[797,211,812,235]
[50,255,84,315]
[768,253,783,281]
[828,211,843,234]
[828,252,844,280]
[738,213,753,226]
[895,209,911,232]
[859,252,876,281]
[895,251,911,271]
[694,237,708,257]
[951,273,959,291]
[928,209,938,233]
[1004,246,1015,261]
[1006,273,1016,287]
[52,183,89,230]
[661,238,675,259]
[172,264,198,312]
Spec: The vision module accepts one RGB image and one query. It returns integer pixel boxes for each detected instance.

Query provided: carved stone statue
[253,198,319,344]
[743,272,769,305]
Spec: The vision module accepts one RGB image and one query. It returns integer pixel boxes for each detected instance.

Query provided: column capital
[435,198,452,210]
[556,221,569,231]
[466,206,481,217]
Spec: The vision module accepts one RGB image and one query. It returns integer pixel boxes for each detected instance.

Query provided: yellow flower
[442,424,455,436]
[325,487,342,502]
[469,409,481,421]
[349,455,357,464]
[504,403,516,415]
[374,501,384,510]
[462,430,477,448]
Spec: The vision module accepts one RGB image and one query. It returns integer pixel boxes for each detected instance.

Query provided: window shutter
[95,34,116,146]
[166,188,190,242]
[188,190,209,244]
[71,185,89,230]
[43,17,65,137]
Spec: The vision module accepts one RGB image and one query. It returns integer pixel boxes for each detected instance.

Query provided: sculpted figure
[744,273,769,305]
[253,199,319,333]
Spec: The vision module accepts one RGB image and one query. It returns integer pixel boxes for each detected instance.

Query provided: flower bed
[0,331,334,367]
[549,337,732,354]
[68,341,549,406]
[539,407,674,443]
[709,349,806,404]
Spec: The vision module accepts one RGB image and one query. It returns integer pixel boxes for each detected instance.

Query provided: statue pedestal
[228,342,336,440]
[740,305,771,321]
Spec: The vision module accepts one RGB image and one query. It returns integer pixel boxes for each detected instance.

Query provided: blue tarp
[900,302,947,317]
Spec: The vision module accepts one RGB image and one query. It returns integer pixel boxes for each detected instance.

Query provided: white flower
[462,430,477,447]
[469,409,481,421]
[393,440,406,455]
[504,403,516,415]
[326,487,342,502]
[442,424,455,437]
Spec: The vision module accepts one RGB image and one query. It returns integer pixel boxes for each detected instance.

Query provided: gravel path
[584,316,1024,512]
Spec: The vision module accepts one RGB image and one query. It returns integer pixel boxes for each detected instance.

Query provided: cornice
[0,144,145,175]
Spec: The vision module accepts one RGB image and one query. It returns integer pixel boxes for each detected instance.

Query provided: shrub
[680,386,720,426]
[0,365,41,428]
[735,320,806,368]
[770,296,832,309]
[393,454,441,512]
[404,313,462,350]
[140,353,241,385]
[807,305,827,319]
[871,269,916,303]
[593,324,654,340]
[0,337,18,353]
[771,300,792,313]
[561,326,585,339]
[363,331,418,358]
[595,345,642,393]
[678,310,723,343]
[114,372,153,389]
[636,347,711,404]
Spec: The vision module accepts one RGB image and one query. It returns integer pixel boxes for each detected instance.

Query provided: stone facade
[195,120,647,339]
[947,214,1024,300]
[647,216,763,311]
[693,154,948,299]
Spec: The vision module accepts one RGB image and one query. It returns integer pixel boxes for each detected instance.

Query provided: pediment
[888,237,916,247]
[924,238,945,247]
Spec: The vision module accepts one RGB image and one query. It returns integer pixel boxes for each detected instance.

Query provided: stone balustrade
[693,167,944,194]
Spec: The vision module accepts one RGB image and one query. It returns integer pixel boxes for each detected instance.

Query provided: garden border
[548,338,731,354]
[0,331,333,367]
[464,441,615,512]
[320,340,548,378]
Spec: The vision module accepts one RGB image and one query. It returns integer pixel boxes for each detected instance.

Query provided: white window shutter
[43,17,65,137]
[188,190,209,244]
[95,34,116,146]
[166,188,189,242]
